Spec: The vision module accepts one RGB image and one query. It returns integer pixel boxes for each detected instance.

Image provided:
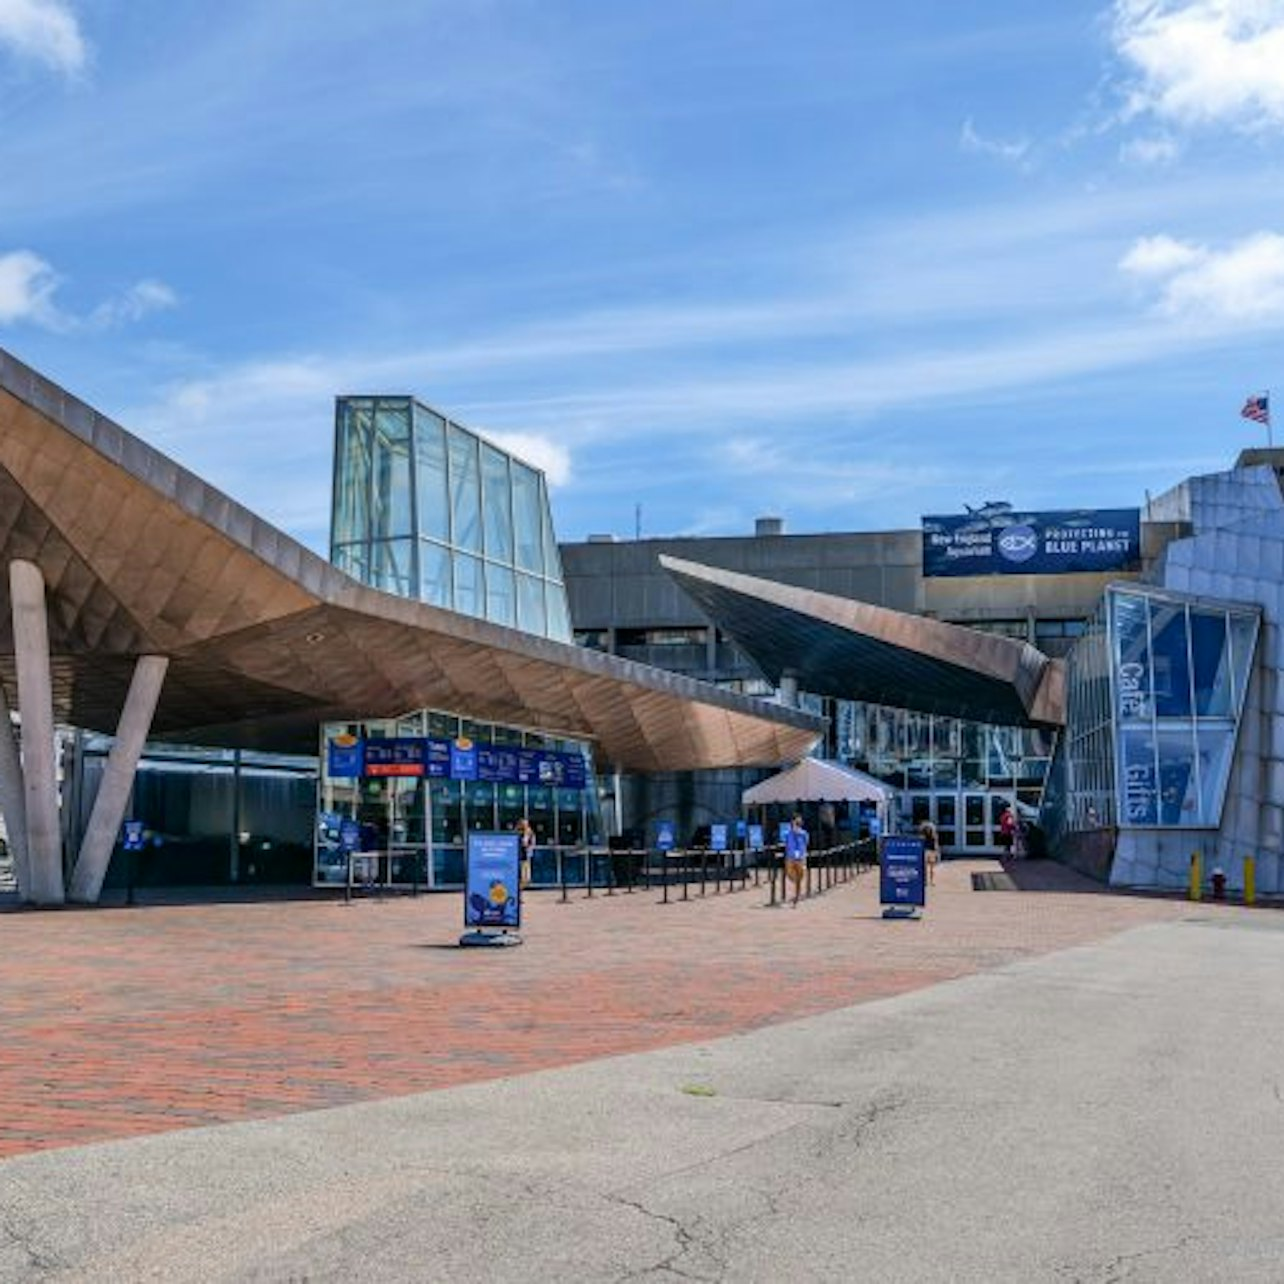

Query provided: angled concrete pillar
[69,655,168,905]
[0,681,31,900]
[10,560,64,904]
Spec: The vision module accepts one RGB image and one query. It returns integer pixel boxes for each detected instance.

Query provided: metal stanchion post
[586,848,594,898]
[560,849,569,903]
[769,857,777,907]
[662,851,669,904]
[345,848,353,905]
[683,852,690,901]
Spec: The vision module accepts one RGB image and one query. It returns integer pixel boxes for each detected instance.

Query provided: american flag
[1241,393,1271,425]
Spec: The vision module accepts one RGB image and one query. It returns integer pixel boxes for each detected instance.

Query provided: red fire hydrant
[1211,867,1227,901]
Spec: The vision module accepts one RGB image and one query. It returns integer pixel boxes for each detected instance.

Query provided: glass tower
[330,396,571,641]
[320,395,600,889]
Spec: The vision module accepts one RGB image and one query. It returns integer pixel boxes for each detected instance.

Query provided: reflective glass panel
[372,539,415,597]
[1119,729,1158,825]
[1149,600,1191,718]
[1196,727,1235,823]
[481,444,514,563]
[448,426,482,552]
[372,404,413,540]
[545,582,571,642]
[1155,727,1197,825]
[1229,614,1258,705]
[485,564,516,627]
[512,462,543,574]
[332,401,372,548]
[415,407,450,543]
[1189,610,1232,716]
[1112,592,1152,722]
[517,573,547,636]
[453,553,484,618]
[419,540,451,609]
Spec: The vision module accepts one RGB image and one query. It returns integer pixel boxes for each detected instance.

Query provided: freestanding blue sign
[880,835,926,917]
[655,821,676,851]
[709,823,728,851]
[464,832,521,930]
[747,823,765,849]
[122,820,145,852]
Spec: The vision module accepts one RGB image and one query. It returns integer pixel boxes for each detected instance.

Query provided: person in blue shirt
[783,814,809,906]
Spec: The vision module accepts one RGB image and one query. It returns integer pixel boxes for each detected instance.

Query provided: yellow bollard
[1245,855,1256,907]
[1189,851,1202,902]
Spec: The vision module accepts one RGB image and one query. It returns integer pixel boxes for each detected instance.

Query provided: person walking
[784,813,809,906]
[999,805,1017,857]
[920,819,940,886]
[515,817,536,888]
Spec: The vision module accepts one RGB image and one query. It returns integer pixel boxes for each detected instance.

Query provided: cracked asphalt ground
[5,898,1284,1281]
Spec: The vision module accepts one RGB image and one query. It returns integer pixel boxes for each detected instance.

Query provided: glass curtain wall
[828,697,1055,851]
[1103,586,1258,829]
[315,710,606,889]
[331,396,571,641]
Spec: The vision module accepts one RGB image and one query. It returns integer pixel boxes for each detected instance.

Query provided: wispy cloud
[0,248,177,333]
[1111,0,1284,132]
[960,117,1032,165]
[1120,230,1284,320]
[0,0,86,75]
[1119,134,1180,165]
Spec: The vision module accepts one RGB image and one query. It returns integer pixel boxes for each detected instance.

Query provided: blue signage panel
[778,821,791,844]
[880,835,926,908]
[426,738,451,778]
[922,508,1140,578]
[450,739,479,781]
[122,820,145,852]
[655,821,676,851]
[478,747,519,783]
[465,832,522,929]
[747,823,764,849]
[709,823,728,851]
[327,736,364,778]
[339,818,361,854]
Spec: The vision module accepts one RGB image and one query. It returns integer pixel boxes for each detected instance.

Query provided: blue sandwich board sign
[709,823,728,851]
[655,821,677,852]
[122,820,145,852]
[747,823,764,850]
[464,832,522,930]
[880,835,926,918]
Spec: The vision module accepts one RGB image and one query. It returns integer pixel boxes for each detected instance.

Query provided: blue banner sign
[922,507,1140,578]
[363,737,426,778]
[709,823,728,851]
[778,821,791,844]
[325,734,590,789]
[880,835,926,908]
[122,820,145,852]
[465,832,522,929]
[655,821,676,851]
[747,823,764,849]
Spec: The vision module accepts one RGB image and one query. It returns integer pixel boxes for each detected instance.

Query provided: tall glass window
[415,406,450,543]
[482,444,514,563]
[448,426,482,554]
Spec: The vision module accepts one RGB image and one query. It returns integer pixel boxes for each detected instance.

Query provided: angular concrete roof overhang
[0,347,823,768]
[660,555,1066,728]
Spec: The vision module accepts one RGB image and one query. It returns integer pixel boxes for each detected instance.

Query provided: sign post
[460,832,523,947]
[880,835,926,919]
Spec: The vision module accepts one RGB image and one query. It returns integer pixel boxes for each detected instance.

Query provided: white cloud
[1120,230,1284,319]
[1112,0,1284,131]
[0,247,177,332]
[960,117,1031,164]
[89,279,179,328]
[0,249,61,325]
[0,0,86,75]
[1119,134,1181,164]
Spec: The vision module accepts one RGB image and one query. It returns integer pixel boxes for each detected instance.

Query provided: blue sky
[3,1,1284,551]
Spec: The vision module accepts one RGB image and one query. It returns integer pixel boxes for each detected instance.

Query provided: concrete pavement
[4,897,1284,1281]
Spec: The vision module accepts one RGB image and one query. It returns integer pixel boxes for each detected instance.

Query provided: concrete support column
[11,560,64,905]
[0,680,31,900]
[69,655,168,904]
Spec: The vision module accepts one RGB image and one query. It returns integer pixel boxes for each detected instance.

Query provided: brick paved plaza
[0,861,1191,1161]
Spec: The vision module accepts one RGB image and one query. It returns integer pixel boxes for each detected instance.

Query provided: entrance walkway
[0,860,1189,1160]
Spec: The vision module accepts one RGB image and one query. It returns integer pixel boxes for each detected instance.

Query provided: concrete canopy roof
[660,555,1066,728]
[0,348,822,769]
